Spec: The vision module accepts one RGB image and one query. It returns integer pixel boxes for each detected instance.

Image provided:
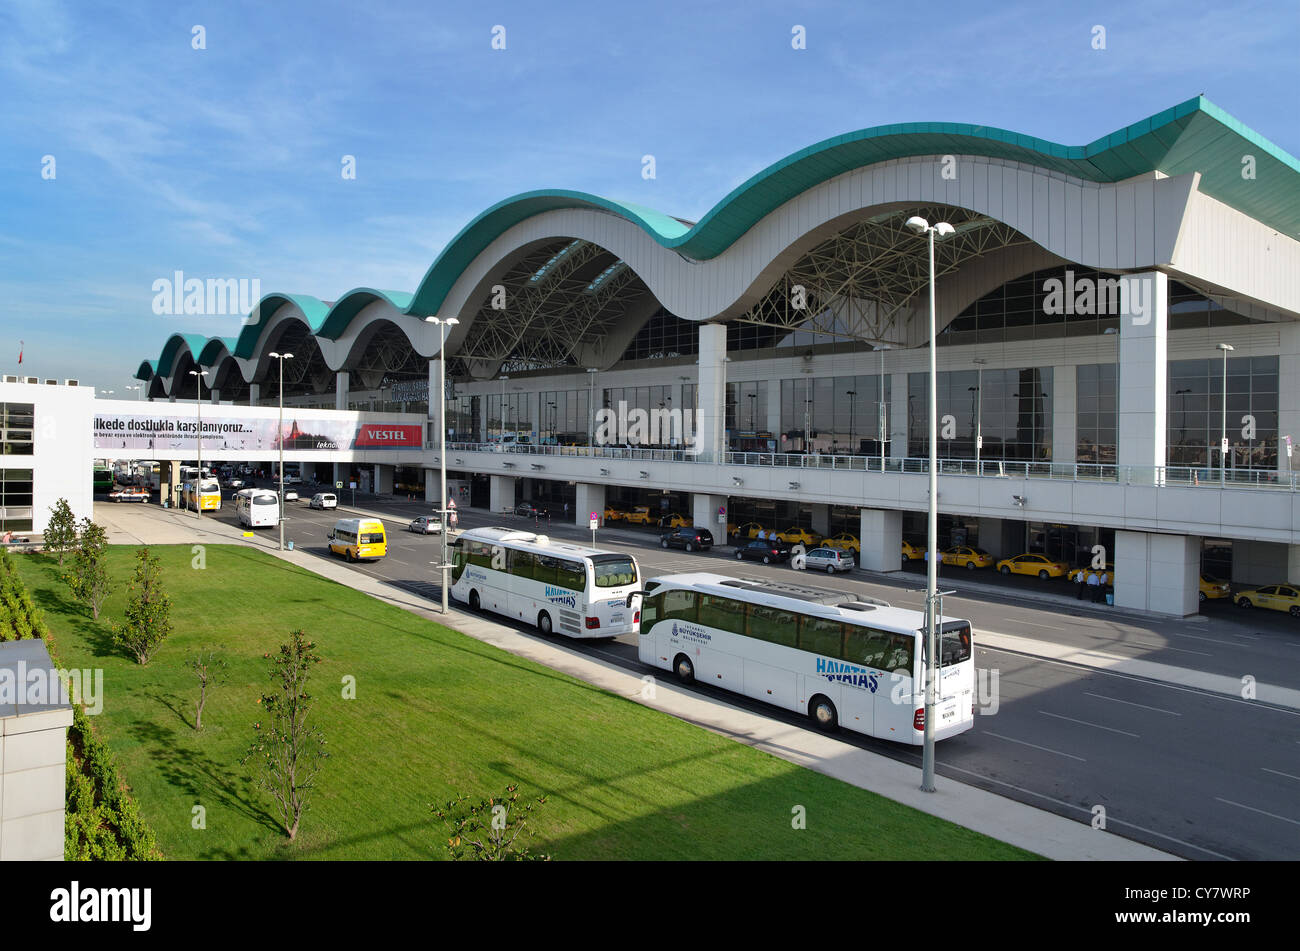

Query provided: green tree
[243,630,327,841]
[45,499,77,566]
[187,647,228,731]
[433,785,551,861]
[64,518,112,620]
[109,547,172,664]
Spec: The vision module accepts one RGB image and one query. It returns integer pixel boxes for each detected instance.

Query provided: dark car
[734,539,790,564]
[515,501,548,518]
[660,526,714,552]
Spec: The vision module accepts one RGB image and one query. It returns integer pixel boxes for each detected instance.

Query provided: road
[204,489,1300,860]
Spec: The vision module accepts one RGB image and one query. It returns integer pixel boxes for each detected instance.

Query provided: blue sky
[2,0,1299,390]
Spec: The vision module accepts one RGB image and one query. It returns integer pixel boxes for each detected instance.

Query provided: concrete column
[1052,364,1077,466]
[1114,530,1198,616]
[490,475,517,514]
[810,503,830,537]
[976,517,1007,559]
[1117,272,1168,483]
[249,382,260,406]
[335,370,350,412]
[376,465,394,495]
[168,393,176,403]
[692,493,727,536]
[576,483,606,526]
[695,324,727,461]
[210,388,220,404]
[1289,545,1300,586]
[859,509,902,572]
[889,371,909,459]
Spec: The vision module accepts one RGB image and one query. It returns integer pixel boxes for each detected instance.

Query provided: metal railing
[432,441,1300,490]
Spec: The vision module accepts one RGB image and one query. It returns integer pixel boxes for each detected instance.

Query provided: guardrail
[434,442,1300,490]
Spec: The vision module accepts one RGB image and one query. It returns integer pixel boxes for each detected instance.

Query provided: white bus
[450,527,640,639]
[235,488,279,528]
[632,572,975,743]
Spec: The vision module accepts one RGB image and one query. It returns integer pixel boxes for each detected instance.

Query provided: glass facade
[536,388,593,444]
[1076,364,1117,464]
[907,368,1052,461]
[0,468,33,532]
[485,391,533,437]
[778,374,890,453]
[1167,356,1278,470]
[1,402,34,455]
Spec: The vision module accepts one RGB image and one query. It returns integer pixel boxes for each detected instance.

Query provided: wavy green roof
[141,96,1300,380]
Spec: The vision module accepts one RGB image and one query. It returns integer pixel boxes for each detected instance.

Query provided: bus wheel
[673,653,695,684]
[809,695,839,731]
[469,590,480,611]
[537,611,553,635]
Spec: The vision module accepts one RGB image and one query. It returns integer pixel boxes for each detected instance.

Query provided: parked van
[328,518,387,561]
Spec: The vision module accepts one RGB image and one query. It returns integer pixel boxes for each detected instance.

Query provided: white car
[283,489,299,502]
[408,515,443,534]
[309,493,337,510]
[796,547,856,574]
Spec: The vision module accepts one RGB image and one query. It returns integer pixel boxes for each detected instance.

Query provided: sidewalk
[89,501,1176,860]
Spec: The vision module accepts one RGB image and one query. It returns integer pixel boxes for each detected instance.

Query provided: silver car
[799,547,855,574]
[408,515,443,535]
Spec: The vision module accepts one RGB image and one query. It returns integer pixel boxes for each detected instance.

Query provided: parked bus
[328,518,387,561]
[630,572,975,743]
[92,466,114,492]
[235,488,279,528]
[183,478,222,512]
[450,526,640,639]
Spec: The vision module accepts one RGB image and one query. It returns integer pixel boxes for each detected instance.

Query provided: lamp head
[904,216,929,234]
[933,221,956,238]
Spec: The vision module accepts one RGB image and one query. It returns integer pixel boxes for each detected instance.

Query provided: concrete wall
[1114,530,1199,616]
[0,641,72,861]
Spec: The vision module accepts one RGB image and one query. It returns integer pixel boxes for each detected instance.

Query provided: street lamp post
[845,390,856,456]
[973,358,987,475]
[188,370,207,518]
[1218,343,1234,486]
[905,214,954,794]
[268,352,294,549]
[877,345,892,473]
[125,384,141,401]
[426,317,460,614]
[586,368,598,448]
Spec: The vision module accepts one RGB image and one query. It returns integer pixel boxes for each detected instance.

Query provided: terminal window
[1,402,34,456]
[0,468,33,532]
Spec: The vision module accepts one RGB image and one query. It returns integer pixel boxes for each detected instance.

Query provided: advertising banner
[92,412,421,452]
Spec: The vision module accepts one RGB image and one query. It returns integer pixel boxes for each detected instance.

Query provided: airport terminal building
[19,96,1300,616]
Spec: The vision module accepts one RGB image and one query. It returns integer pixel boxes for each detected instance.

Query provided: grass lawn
[15,545,1041,860]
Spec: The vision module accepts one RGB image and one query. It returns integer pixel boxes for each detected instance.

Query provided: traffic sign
[335,481,343,489]
[589,512,598,530]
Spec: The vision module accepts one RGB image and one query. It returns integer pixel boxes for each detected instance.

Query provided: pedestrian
[564,501,570,519]
[1088,569,1101,602]
[1100,570,1111,603]
[1076,570,1086,599]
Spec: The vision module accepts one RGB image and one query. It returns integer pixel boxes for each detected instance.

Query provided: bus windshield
[592,556,637,587]
[926,623,973,666]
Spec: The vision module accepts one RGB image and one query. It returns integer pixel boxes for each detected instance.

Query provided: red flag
[17,340,22,364]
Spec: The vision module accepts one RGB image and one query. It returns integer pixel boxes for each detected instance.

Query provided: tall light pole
[268,352,294,549]
[497,374,509,440]
[188,370,207,518]
[906,214,955,794]
[1218,343,1234,486]
[845,390,856,455]
[426,317,459,614]
[877,344,893,472]
[586,368,598,448]
[973,358,987,474]
[126,384,141,401]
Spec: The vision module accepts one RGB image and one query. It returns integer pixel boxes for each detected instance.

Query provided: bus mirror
[625,590,643,610]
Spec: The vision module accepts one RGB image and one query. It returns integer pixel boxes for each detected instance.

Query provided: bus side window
[557,559,585,592]
[886,634,915,677]
[798,617,846,659]
[534,554,559,586]
[639,593,661,628]
[509,549,536,580]
[468,540,492,568]
[746,603,798,648]
[660,589,697,623]
[698,594,744,634]
[843,627,892,670]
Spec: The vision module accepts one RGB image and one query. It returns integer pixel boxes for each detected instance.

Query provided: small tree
[64,518,112,620]
[187,648,228,731]
[109,547,172,664]
[45,499,77,565]
[242,630,327,841]
[433,785,551,861]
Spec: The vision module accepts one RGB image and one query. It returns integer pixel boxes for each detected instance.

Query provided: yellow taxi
[775,526,822,547]
[1235,583,1300,616]
[1199,575,1231,601]
[1068,563,1116,584]
[822,532,860,554]
[997,552,1069,579]
[603,504,627,522]
[940,546,994,570]
[622,505,655,525]
[732,521,767,541]
[901,540,924,561]
[660,512,693,529]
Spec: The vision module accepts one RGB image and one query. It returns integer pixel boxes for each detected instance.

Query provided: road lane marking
[1215,797,1300,827]
[1039,710,1140,738]
[1014,620,1065,631]
[1083,692,1181,716]
[983,730,1085,761]
[1261,767,1300,782]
